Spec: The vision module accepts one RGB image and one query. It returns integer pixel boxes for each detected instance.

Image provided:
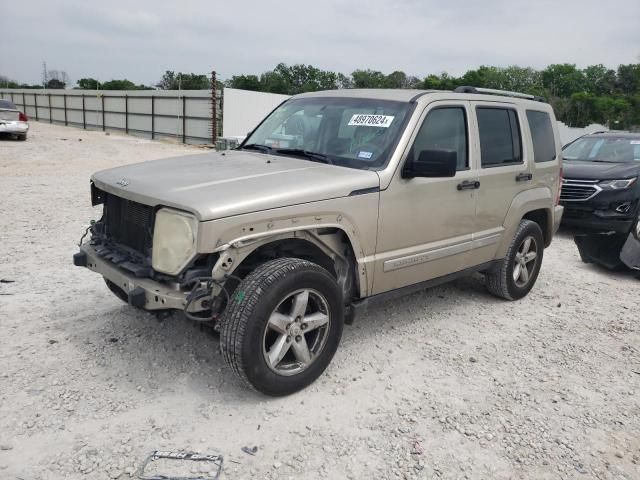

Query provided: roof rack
[454,86,546,103]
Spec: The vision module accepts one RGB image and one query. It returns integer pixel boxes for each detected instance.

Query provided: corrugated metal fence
[0,89,220,144]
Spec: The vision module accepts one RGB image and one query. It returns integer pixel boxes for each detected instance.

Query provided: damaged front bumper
[620,233,640,271]
[74,243,210,312]
[574,231,640,272]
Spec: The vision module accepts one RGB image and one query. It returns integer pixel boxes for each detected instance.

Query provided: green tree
[615,64,640,95]
[351,69,387,88]
[76,78,101,89]
[227,74,263,91]
[46,79,66,89]
[583,65,616,96]
[260,70,290,94]
[157,71,210,90]
[542,64,585,97]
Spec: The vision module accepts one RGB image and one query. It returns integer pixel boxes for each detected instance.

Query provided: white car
[0,99,29,140]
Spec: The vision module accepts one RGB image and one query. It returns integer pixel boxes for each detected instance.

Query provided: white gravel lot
[0,122,639,480]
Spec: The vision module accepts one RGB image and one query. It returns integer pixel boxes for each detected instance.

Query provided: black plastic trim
[73,252,87,267]
[349,186,380,196]
[128,287,146,308]
[350,260,500,320]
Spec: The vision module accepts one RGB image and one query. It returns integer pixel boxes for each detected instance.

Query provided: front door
[373,101,478,294]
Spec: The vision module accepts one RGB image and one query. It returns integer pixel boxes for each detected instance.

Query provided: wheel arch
[497,187,554,257]
[211,227,365,301]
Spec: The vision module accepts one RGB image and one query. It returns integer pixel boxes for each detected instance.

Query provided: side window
[412,107,468,170]
[526,110,556,162]
[477,107,522,167]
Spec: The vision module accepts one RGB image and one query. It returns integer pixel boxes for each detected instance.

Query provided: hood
[563,160,640,181]
[91,150,380,221]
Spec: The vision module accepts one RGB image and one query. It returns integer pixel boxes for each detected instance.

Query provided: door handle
[457,180,480,191]
[516,172,533,182]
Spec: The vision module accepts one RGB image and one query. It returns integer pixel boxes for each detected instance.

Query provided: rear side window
[411,107,468,170]
[477,108,522,167]
[526,110,556,162]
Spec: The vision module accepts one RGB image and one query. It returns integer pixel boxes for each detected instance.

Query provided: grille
[104,195,153,255]
[560,179,601,202]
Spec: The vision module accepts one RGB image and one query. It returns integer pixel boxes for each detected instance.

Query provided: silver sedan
[0,99,29,140]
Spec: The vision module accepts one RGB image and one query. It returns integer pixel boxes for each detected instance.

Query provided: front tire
[17,133,27,141]
[485,219,544,300]
[220,258,344,396]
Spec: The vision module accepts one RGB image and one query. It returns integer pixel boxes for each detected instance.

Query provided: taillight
[556,168,563,206]
[19,112,28,122]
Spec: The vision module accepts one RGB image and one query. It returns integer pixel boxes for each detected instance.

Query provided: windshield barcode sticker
[348,114,395,128]
[631,140,640,145]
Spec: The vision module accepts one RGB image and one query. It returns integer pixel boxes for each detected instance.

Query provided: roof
[290,88,549,106]
[293,89,436,102]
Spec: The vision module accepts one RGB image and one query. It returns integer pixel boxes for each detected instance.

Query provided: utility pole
[211,70,217,144]
[42,61,48,88]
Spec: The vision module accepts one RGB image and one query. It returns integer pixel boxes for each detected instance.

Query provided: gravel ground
[0,122,638,480]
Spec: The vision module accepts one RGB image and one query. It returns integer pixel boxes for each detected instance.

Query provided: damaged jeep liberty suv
[74,87,564,395]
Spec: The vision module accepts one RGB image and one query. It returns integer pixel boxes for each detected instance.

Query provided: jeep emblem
[116,178,129,187]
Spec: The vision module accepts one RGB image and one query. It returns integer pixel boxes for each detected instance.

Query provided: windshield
[563,136,640,163]
[242,97,412,170]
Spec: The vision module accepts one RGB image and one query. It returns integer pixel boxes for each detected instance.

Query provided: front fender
[196,194,379,297]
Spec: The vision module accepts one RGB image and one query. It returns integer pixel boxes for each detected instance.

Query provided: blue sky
[1,0,638,86]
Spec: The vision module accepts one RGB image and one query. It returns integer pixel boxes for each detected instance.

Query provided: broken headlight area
[82,220,154,278]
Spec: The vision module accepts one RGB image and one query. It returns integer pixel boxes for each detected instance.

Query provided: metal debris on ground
[241,446,258,456]
[138,450,223,480]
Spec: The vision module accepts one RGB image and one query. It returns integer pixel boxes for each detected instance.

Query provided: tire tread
[486,219,542,300]
[220,258,336,392]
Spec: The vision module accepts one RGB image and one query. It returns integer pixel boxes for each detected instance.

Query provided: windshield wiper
[274,148,333,165]
[241,143,273,153]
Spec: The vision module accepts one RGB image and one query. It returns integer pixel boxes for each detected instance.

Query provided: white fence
[0,89,217,144]
[222,88,290,138]
[557,122,608,146]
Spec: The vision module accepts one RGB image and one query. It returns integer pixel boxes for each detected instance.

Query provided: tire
[220,258,344,396]
[104,278,128,303]
[17,134,27,141]
[485,219,544,300]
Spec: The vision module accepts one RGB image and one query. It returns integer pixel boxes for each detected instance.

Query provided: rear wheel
[220,258,344,396]
[485,220,544,300]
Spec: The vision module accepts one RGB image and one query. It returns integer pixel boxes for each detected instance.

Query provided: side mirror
[403,149,458,178]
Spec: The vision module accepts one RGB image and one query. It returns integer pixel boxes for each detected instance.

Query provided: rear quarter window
[526,110,556,162]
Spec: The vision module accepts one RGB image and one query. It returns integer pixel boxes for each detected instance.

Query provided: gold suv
[74,87,564,395]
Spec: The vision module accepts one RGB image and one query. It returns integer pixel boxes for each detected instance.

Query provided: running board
[349,260,500,322]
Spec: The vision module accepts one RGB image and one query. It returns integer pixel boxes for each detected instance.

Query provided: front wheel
[485,219,544,300]
[220,258,344,396]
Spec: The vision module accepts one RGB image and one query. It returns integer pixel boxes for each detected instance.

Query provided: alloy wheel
[513,236,539,288]
[262,288,331,376]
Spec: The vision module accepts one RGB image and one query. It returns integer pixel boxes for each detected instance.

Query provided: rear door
[471,102,532,264]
